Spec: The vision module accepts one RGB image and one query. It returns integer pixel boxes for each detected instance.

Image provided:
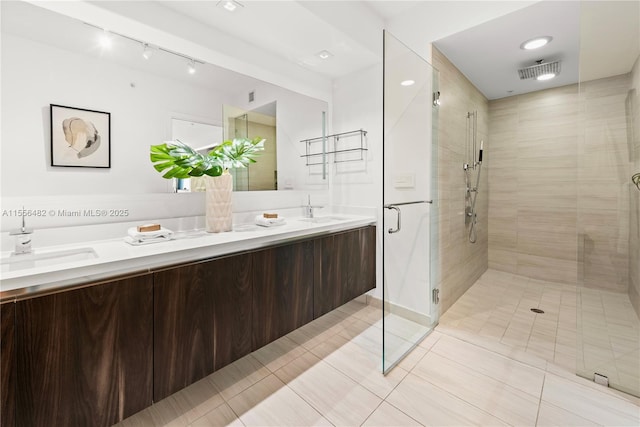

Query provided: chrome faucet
[303,195,323,218]
[9,214,33,255]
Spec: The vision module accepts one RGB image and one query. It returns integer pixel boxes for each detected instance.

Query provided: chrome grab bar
[383,200,432,233]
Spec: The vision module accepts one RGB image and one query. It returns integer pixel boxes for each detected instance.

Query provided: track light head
[187,59,196,74]
[142,43,153,60]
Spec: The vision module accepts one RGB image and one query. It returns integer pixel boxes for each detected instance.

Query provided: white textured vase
[205,173,233,233]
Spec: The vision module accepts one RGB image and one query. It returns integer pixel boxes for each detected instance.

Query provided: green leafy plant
[150,137,265,179]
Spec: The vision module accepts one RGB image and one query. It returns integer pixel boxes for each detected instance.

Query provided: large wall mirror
[170,101,278,192]
[223,102,278,191]
[0,1,329,197]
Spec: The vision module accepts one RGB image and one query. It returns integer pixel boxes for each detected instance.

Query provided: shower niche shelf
[300,129,367,166]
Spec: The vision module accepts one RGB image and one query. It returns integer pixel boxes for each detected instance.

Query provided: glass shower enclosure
[382,31,439,372]
[575,1,640,397]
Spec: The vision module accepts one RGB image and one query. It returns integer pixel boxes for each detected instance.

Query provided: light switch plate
[394,173,415,188]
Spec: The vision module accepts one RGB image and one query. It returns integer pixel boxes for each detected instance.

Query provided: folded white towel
[125,226,174,245]
[127,226,174,240]
[124,234,174,246]
[254,215,286,227]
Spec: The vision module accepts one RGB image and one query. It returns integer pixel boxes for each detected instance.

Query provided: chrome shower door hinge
[432,288,440,304]
[594,373,609,387]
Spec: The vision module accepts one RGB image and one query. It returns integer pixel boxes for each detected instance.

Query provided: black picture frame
[50,104,111,168]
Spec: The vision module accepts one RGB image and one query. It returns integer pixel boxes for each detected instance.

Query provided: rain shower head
[518,60,561,80]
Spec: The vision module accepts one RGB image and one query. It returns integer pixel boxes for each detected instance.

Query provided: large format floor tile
[385,373,510,426]
[117,271,639,426]
[441,268,640,397]
[274,352,382,426]
[541,374,640,426]
[226,374,331,426]
[361,401,422,426]
[411,352,540,426]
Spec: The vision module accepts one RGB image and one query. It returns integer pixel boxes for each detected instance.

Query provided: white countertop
[0,214,375,300]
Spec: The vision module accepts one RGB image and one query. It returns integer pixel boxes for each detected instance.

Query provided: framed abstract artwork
[50,104,111,168]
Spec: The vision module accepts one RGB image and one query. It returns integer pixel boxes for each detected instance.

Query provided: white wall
[331,63,382,209]
[331,57,434,319]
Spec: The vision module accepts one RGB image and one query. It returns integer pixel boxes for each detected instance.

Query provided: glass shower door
[382,31,439,373]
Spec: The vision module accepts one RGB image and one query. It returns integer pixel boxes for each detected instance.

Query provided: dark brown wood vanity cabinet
[3,225,376,426]
[314,226,376,318]
[153,253,252,401]
[13,274,153,427]
[251,240,314,350]
[1,301,16,427]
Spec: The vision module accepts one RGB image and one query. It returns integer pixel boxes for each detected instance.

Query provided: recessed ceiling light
[536,72,556,81]
[520,36,553,50]
[218,1,243,12]
[400,80,415,86]
[317,50,333,60]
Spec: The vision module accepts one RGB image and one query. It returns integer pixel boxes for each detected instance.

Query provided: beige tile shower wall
[488,74,632,290]
[248,122,277,190]
[629,57,640,317]
[490,85,580,284]
[432,48,489,313]
[579,74,631,292]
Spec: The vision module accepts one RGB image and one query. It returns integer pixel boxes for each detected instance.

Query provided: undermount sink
[1,247,98,273]
[298,216,349,224]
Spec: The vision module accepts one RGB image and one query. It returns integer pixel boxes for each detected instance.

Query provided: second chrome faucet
[303,195,323,218]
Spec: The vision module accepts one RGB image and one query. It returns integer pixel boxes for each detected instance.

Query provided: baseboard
[365,295,431,326]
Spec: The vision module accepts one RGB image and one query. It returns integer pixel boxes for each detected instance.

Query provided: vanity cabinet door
[15,274,153,427]
[153,254,252,401]
[349,226,377,299]
[1,302,16,427]
[314,226,376,318]
[251,240,314,350]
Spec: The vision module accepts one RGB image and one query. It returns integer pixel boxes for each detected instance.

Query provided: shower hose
[468,162,482,244]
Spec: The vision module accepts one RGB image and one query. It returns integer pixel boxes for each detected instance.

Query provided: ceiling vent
[518,60,561,80]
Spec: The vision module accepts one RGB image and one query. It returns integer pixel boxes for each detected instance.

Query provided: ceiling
[433,1,581,100]
[9,0,640,102]
[433,1,640,100]
[157,0,383,79]
[153,0,639,100]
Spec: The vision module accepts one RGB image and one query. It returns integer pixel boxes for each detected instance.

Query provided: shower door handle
[383,200,432,234]
[384,205,401,233]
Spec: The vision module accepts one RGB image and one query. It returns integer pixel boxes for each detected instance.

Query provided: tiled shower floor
[116,271,640,426]
[439,268,640,397]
